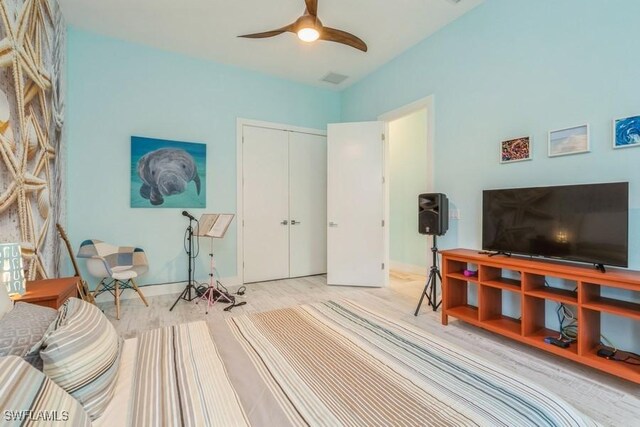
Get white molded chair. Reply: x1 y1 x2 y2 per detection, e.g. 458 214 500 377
77 239 149 319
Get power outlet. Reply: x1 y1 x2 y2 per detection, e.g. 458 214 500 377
450 209 461 220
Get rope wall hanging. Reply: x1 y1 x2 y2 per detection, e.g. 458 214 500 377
0 0 66 280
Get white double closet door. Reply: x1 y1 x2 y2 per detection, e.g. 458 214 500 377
243 125 327 283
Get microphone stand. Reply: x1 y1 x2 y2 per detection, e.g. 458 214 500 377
170 217 199 311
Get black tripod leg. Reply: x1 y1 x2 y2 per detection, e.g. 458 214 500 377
170 285 189 311
430 269 443 311
414 273 434 316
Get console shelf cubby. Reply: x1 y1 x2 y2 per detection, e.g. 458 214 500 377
441 249 640 383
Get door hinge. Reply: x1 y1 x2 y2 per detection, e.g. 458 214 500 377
242 136 245 143
381 263 385 270
381 133 385 141
381 220 385 227
242 220 244 226
382 176 385 184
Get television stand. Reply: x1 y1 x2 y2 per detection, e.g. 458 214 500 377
440 248 640 383
595 263 606 273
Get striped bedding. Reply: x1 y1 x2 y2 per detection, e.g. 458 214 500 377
39 298 122 420
129 321 249 427
0 356 91 427
219 300 597 427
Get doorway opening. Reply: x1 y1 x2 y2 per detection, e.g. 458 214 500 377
379 96 435 283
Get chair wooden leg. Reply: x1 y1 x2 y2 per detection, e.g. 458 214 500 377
115 280 120 320
86 282 96 305
130 278 149 307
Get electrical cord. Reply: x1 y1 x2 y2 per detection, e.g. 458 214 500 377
539 280 639 363
599 335 640 365
556 303 577 342
544 280 578 342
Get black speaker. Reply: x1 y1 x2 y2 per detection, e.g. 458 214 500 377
418 193 449 236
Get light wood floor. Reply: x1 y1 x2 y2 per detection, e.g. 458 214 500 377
100 272 640 426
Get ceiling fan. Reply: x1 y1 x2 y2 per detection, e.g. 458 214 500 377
238 0 368 52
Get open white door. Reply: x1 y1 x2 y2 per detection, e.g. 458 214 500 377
327 122 386 287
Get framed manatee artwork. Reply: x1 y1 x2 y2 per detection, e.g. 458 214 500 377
131 136 206 208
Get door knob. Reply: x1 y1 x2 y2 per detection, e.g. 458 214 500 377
291 220 301 225
329 222 338 227
280 220 288 225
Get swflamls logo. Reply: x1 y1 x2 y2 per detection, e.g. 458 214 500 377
4 410 70 421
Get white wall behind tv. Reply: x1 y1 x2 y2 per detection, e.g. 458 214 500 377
341 0 640 352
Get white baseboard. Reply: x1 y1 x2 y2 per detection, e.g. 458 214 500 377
389 261 427 275
94 276 241 303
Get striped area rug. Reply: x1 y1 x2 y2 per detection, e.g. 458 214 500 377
227 300 597 427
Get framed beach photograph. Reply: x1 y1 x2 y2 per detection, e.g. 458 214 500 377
613 115 640 149
131 136 206 208
548 124 589 157
500 136 532 164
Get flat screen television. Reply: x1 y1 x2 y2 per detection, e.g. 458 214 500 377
482 182 629 267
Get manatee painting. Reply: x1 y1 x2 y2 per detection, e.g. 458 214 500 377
131 137 206 208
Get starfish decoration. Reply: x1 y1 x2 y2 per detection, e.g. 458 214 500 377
26 0 54 59
0 127 47 229
0 0 63 280
28 107 55 197
0 0 51 134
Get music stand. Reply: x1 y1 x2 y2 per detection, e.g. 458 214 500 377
192 214 235 313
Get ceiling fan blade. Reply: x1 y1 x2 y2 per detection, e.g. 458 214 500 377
321 27 367 52
304 0 318 16
238 25 294 39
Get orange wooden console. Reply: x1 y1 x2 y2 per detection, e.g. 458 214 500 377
440 249 640 383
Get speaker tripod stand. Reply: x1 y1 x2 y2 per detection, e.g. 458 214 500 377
414 235 442 315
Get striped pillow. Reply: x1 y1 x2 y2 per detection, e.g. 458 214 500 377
0 355 91 426
40 298 122 420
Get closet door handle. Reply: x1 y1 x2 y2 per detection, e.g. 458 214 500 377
280 220 288 225
329 222 338 227
291 220 301 225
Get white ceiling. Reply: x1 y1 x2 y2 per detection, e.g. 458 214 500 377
58 0 483 89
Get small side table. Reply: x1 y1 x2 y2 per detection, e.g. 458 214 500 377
13 277 80 309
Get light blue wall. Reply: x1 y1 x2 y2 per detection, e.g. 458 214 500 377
66 27 341 286
389 109 428 267
342 0 640 351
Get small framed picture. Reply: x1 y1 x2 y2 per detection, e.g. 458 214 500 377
500 136 532 164
548 124 589 157
613 115 640 149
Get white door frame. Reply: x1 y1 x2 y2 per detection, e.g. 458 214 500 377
236 118 326 284
377 95 436 276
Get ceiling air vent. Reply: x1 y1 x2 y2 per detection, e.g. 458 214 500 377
320 72 349 85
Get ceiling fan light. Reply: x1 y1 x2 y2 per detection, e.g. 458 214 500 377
297 27 320 42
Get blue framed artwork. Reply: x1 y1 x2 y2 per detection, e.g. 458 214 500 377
613 115 640 149
131 136 206 208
